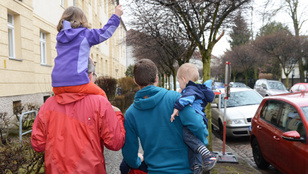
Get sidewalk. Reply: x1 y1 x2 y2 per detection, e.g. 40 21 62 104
104 133 261 174
211 134 261 174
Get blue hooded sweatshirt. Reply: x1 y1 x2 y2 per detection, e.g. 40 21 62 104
51 14 120 87
174 81 215 127
122 85 208 174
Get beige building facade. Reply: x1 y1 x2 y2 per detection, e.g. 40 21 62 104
0 0 126 116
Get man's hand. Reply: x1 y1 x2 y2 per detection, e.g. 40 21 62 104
115 5 123 17
170 109 179 122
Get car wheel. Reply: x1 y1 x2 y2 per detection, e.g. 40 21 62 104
252 138 269 169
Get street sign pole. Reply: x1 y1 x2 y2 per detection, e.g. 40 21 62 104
214 61 238 163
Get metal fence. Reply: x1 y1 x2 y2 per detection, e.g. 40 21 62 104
19 110 37 142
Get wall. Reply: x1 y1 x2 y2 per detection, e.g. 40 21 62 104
0 0 127 116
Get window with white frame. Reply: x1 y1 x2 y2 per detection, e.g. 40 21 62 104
8 13 15 59
40 31 47 65
60 0 64 7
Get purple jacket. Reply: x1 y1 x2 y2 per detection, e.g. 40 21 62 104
52 14 120 87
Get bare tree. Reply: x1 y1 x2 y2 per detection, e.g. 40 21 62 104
125 1 197 90
253 31 299 88
260 0 308 81
125 0 251 149
224 45 258 85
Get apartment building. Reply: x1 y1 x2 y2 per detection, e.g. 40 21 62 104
0 0 127 116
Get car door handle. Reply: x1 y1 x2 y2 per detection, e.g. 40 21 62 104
273 136 280 141
257 125 262 130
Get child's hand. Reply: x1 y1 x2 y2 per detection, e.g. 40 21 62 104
170 109 179 122
115 5 123 17
138 153 144 162
177 88 182 93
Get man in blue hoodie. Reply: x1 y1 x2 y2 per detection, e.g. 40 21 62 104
122 59 208 174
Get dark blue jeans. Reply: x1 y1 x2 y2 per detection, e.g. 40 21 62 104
183 126 203 170
119 159 148 174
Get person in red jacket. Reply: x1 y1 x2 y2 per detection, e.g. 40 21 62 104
31 58 125 174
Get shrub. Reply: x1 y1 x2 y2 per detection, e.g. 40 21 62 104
0 112 9 145
0 137 44 174
110 90 137 114
95 76 117 100
0 103 44 173
118 77 137 95
111 96 125 112
124 92 136 111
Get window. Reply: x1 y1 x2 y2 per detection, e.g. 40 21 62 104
278 103 298 131
40 31 47 65
8 13 15 59
43 96 50 103
60 0 64 7
260 100 282 125
292 84 299 92
299 85 306 91
278 104 306 137
13 100 22 115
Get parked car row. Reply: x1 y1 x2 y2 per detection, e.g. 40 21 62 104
210 79 308 173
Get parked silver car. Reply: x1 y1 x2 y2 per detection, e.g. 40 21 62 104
254 79 289 97
229 82 250 88
211 88 263 138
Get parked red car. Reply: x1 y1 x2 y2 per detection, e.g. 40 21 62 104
290 83 308 93
250 91 308 173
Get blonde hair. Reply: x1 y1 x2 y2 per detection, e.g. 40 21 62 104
177 63 199 82
57 6 90 32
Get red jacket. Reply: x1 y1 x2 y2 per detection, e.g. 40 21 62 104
31 93 125 174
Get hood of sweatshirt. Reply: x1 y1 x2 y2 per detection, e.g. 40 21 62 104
56 20 86 44
55 93 87 105
133 85 168 110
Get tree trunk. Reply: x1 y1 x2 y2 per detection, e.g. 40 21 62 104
285 75 290 89
245 70 248 85
162 74 165 88
172 68 177 91
202 48 213 151
254 67 258 80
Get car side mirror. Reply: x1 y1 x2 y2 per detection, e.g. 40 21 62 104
282 131 305 142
